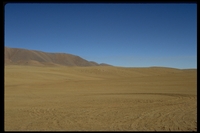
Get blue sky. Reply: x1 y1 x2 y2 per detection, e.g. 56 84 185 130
5 3 197 68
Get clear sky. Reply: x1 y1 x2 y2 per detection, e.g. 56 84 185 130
5 3 197 69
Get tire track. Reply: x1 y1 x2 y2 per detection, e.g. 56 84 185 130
17 107 64 131
128 95 196 131
95 93 196 131
13 93 196 131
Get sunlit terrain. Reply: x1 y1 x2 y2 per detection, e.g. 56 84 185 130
5 65 197 131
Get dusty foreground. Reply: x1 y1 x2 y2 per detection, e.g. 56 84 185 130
4 65 197 131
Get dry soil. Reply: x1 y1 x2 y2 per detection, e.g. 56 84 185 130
4 65 197 131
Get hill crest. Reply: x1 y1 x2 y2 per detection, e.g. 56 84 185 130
4 47 112 67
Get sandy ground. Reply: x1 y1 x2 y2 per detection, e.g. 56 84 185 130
4 65 197 131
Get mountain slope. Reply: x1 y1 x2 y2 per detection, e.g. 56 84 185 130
4 47 111 66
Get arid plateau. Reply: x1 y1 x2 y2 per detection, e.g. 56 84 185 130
5 64 197 131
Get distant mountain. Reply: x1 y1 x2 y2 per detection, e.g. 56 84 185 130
99 63 112 66
4 47 112 67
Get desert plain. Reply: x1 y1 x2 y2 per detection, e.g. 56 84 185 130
4 65 197 131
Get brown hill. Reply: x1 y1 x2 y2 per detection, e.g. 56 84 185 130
4 47 111 66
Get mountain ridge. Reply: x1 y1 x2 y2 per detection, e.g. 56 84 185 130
4 47 112 67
